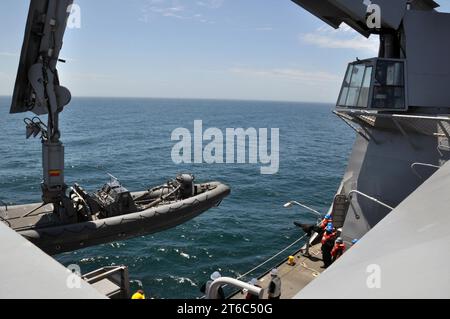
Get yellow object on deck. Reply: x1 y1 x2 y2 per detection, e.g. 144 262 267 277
131 291 145 299
288 256 296 266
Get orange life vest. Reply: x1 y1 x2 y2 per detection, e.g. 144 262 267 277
331 243 346 258
321 231 337 245
320 218 332 230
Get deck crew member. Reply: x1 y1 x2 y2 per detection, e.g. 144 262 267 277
200 271 225 299
321 223 337 268
331 237 346 263
319 214 333 230
268 269 282 300
131 290 146 300
245 278 262 300
293 222 321 257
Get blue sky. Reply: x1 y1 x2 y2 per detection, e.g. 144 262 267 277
1 0 449 102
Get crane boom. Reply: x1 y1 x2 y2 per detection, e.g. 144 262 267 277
11 0 75 221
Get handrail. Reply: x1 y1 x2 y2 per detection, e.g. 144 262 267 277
284 201 323 218
207 277 263 300
236 234 308 281
411 162 440 179
438 143 450 156
83 266 126 283
200 233 309 299
348 190 394 211
335 110 450 140
337 110 450 122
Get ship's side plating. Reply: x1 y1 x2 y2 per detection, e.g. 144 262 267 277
339 115 450 242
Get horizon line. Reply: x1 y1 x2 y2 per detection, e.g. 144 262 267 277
0 95 335 105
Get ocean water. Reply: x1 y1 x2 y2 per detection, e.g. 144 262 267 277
0 97 354 299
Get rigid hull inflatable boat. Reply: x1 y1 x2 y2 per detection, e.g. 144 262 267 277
1 174 230 255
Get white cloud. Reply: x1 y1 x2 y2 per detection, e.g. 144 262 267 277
196 0 224 9
140 0 222 23
301 24 379 53
229 67 340 84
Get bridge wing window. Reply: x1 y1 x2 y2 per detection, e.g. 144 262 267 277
358 66 372 108
337 65 353 106
337 58 406 111
338 63 373 108
372 60 405 110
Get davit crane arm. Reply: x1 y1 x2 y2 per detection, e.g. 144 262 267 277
11 0 75 221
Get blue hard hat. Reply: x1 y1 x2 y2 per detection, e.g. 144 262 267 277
324 214 332 220
352 239 359 244
326 223 334 232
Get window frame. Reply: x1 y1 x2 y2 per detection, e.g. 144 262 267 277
336 58 408 112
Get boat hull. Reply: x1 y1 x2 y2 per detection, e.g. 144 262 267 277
6 182 230 255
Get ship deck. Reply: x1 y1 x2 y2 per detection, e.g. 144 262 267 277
231 243 325 299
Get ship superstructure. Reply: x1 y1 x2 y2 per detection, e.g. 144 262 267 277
293 0 450 244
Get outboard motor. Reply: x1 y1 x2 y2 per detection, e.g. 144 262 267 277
176 174 195 199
